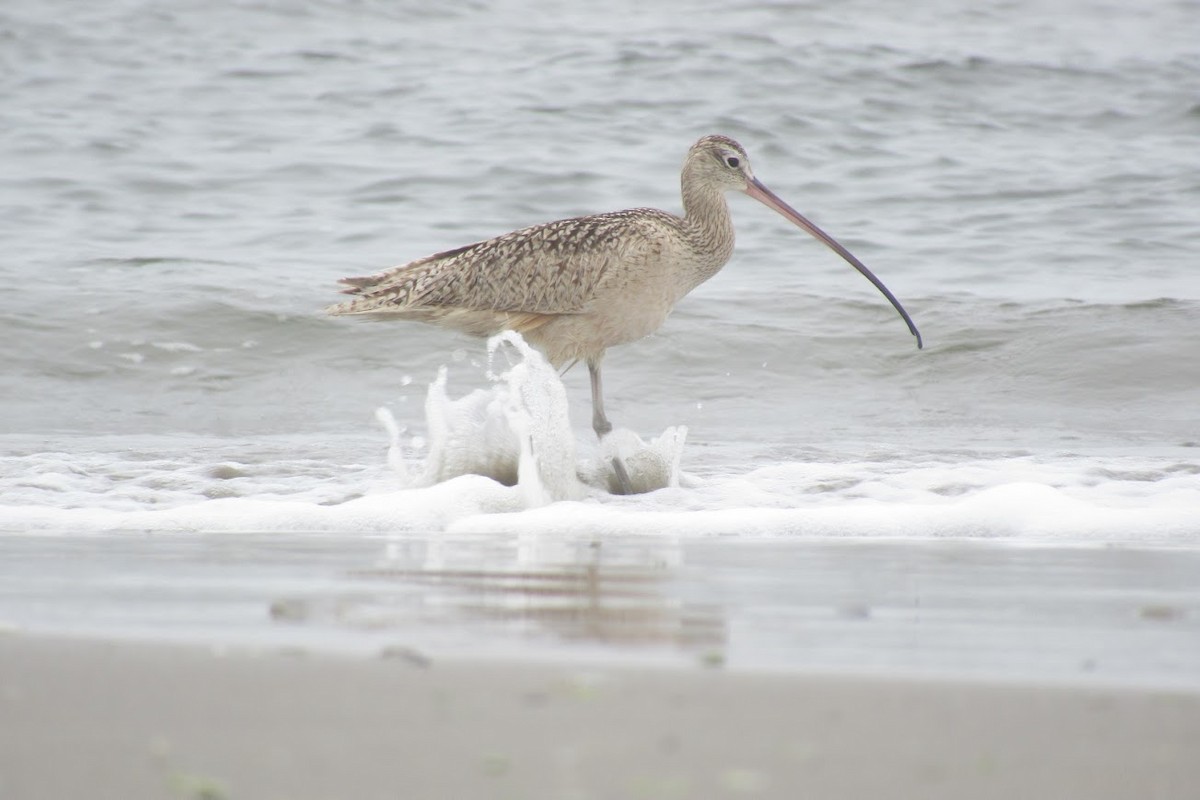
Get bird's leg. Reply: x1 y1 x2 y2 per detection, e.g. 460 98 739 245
587 357 613 438
587 356 633 494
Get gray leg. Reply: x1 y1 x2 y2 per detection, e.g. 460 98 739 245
587 355 632 494
587 356 613 437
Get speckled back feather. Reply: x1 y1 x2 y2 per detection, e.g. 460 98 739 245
325 208 680 329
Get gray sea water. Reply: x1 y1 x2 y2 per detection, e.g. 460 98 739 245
2 0 1199 678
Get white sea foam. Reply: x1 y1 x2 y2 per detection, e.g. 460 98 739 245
2 448 1197 544
1 335 1197 543
3 454 1196 543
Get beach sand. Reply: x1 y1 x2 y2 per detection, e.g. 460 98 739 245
1 635 1197 800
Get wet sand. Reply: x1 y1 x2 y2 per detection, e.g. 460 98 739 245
2 635 1197 800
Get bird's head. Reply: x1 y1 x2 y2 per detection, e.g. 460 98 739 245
685 134 923 350
686 134 756 192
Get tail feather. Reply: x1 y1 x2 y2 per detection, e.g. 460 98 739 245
337 275 378 294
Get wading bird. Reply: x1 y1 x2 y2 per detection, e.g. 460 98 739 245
327 135 922 491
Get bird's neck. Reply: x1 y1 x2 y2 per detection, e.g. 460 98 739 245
680 170 736 289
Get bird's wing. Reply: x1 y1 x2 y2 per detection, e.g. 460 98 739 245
326 209 671 317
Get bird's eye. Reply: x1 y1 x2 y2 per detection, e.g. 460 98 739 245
725 156 740 168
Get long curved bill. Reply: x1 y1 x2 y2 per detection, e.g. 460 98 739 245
745 177 923 349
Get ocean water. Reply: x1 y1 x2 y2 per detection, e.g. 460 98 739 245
2 0 1199 677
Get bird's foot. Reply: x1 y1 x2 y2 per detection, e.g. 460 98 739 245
610 456 634 495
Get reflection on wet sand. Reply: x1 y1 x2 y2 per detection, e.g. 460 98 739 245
270 536 727 656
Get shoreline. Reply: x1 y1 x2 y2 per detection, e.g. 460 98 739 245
3 633 1198 799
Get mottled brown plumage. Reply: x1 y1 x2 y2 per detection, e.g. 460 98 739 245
327 135 921 491
327 137 749 368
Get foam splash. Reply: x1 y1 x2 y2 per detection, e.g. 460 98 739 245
387 331 685 503
583 426 690 494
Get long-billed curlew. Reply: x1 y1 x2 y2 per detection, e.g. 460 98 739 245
327 135 922 491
